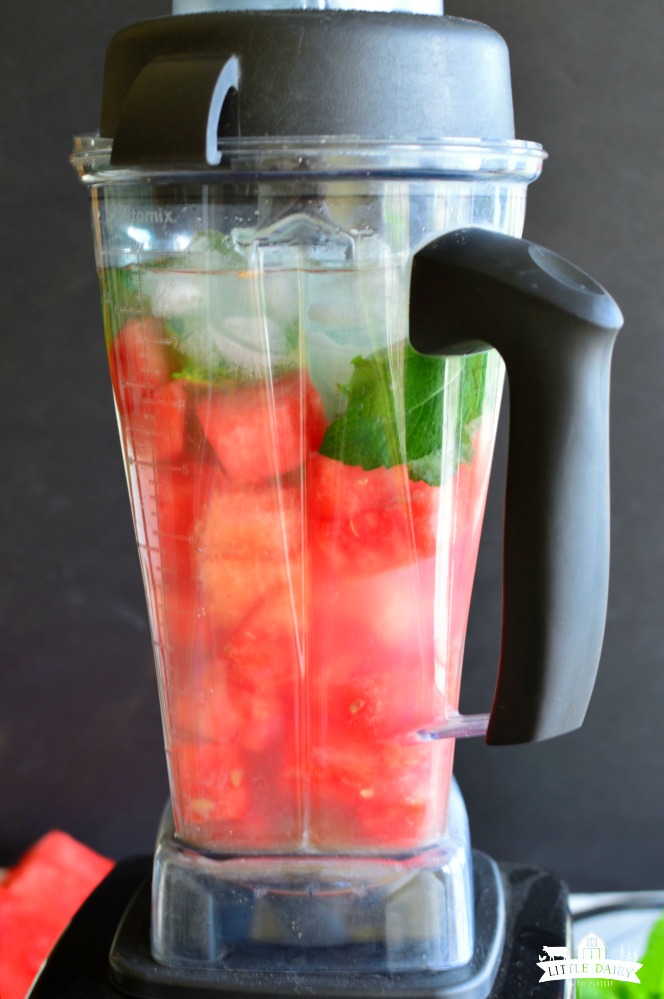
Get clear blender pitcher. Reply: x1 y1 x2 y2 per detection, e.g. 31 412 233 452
72 1 621 993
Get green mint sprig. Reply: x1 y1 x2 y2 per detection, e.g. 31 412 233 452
319 342 487 485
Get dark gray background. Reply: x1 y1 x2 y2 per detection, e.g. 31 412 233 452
1 1 662 890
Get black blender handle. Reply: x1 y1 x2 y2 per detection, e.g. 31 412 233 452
410 228 623 745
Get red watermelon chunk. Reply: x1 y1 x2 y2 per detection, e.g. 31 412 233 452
309 455 439 574
197 482 302 562
109 317 188 465
173 723 301 851
224 577 304 691
171 657 295 753
309 741 444 851
174 739 251 825
130 379 188 464
308 453 410 520
141 459 226 591
195 373 327 486
0 832 113 999
196 483 302 636
109 316 172 411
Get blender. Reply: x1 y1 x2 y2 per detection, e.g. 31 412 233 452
33 1 622 997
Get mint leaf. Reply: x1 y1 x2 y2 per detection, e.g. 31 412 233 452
404 348 452 467
319 351 402 469
319 342 487 485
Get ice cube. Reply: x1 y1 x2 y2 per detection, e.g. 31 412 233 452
182 316 290 376
262 270 300 328
144 269 207 316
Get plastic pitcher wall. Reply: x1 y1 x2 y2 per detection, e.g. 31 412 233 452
0 0 662 891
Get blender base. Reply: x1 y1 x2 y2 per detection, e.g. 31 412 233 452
29 853 570 999
150 787 477 973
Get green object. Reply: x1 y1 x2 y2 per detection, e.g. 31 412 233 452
577 910 664 998
319 343 487 484
622 910 664 997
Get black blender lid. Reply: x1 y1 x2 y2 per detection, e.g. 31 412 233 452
100 6 516 169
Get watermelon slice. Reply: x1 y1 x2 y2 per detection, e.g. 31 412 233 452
0 832 113 999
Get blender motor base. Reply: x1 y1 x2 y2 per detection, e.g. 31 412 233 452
29 852 569 999
112 850 502 999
